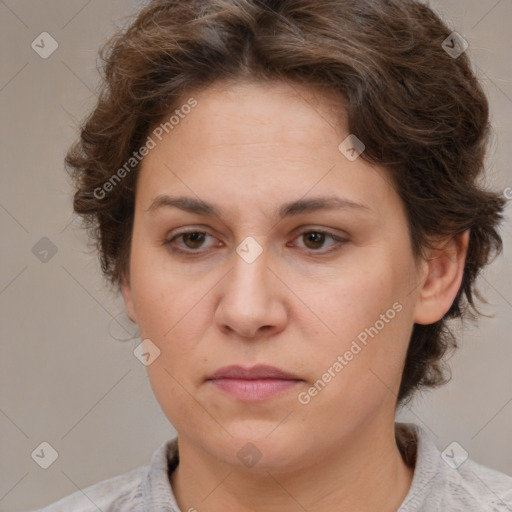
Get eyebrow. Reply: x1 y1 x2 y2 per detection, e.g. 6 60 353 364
146 194 374 219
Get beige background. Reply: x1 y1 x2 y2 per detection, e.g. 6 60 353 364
1 1 511 510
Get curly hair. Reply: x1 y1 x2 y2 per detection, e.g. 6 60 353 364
65 0 506 406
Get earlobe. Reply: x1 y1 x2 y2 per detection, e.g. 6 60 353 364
121 275 137 324
413 230 470 325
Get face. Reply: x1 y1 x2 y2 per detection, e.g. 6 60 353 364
122 79 430 471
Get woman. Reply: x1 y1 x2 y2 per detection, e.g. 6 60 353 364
33 0 512 510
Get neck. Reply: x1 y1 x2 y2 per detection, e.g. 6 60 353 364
170 420 415 512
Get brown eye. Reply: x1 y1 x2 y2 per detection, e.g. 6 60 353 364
292 229 347 254
302 231 326 249
163 230 218 254
181 232 206 249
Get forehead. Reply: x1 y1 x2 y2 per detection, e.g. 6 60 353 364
136 80 398 218
176 79 348 150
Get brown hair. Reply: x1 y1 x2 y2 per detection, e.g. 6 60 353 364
65 0 506 406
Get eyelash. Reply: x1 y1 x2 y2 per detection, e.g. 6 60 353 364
162 229 347 256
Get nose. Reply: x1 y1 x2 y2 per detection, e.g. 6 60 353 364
214 245 288 339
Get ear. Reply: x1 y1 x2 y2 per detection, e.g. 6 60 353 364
121 274 137 324
413 230 470 325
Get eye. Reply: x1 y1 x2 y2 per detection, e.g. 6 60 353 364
291 230 347 253
163 230 220 254
163 228 347 256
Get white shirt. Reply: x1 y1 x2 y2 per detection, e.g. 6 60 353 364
29 422 512 511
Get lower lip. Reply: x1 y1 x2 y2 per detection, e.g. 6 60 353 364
209 378 301 401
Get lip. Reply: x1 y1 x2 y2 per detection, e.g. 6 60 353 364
207 365 303 402
207 364 302 380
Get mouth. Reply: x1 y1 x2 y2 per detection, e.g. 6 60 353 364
206 365 303 402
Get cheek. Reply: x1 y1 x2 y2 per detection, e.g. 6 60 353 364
145 361 205 436
308 264 392 341
133 286 213 362
303 255 412 388
129 241 202 340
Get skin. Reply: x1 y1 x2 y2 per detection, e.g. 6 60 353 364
122 79 469 512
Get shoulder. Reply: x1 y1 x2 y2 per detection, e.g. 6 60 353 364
397 422 512 511
27 466 147 512
27 438 180 512
452 456 512 510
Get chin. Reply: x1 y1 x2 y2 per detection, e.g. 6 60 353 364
209 424 310 471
